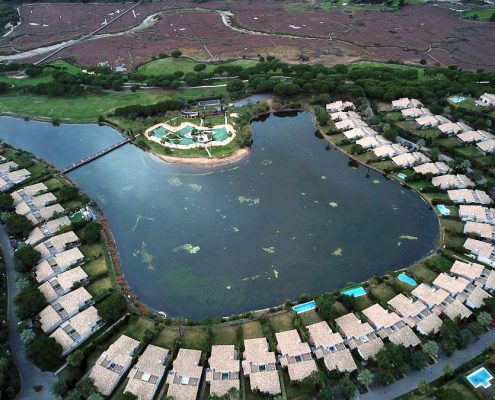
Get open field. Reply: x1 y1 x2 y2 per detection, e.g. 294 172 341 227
138 58 258 76
0 1 494 70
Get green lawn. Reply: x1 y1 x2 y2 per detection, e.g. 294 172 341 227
86 276 113 299
461 8 495 21
269 312 295 333
80 243 105 259
455 146 483 158
138 58 258 76
240 321 264 340
410 264 437 284
122 315 155 340
298 310 322 326
211 324 238 346
442 219 464 234
43 176 65 191
181 326 208 350
437 137 462 149
82 257 108 279
0 86 227 122
370 283 397 305
152 326 179 349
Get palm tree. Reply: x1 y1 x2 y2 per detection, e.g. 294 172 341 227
357 368 374 388
422 340 439 359
417 139 426 149
20 329 35 344
460 159 471 171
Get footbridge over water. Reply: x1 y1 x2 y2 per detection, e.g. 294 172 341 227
62 139 130 174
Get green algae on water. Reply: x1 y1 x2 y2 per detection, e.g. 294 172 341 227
399 235 418 240
238 196 260 206
262 246 276 254
189 183 202 192
332 248 343 256
168 176 183 186
173 243 201 254
329 202 338 208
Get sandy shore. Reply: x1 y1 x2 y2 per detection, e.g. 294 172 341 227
152 147 250 166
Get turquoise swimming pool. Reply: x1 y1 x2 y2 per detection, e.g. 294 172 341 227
450 96 465 104
292 300 316 314
342 286 366 297
398 272 417 286
397 173 407 180
467 367 493 389
436 204 450 216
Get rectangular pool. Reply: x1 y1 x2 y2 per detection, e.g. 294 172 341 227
467 367 493 389
341 286 366 297
292 300 316 314
436 204 450 216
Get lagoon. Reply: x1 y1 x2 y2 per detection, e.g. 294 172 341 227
0 112 438 319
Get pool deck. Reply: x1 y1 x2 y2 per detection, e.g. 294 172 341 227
144 121 236 150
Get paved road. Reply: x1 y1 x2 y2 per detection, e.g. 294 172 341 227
1 224 57 399
356 329 495 400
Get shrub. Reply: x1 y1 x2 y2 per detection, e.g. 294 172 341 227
5 214 32 238
96 292 127 322
79 221 102 244
14 245 41 273
26 335 62 370
14 287 46 319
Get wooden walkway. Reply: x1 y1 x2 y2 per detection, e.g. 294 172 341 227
62 139 130 173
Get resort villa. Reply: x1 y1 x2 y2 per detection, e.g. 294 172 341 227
432 273 471 297
459 205 495 225
392 152 430 168
89 335 140 397
415 115 449 128
388 293 443 335
206 345 240 396
330 111 361 122
372 143 408 159
335 313 384 360
356 135 390 150
34 247 85 283
391 98 422 110
34 231 80 259
242 338 281 395
457 130 494 143
166 348 203 400
11 182 48 205
145 121 235 150
275 330 318 382
362 304 421 348
464 238 495 267
450 260 486 282
307 321 357 373
431 174 475 190
476 93 495 108
24 203 65 225
124 345 169 400
477 139 495 154
464 221 495 240
38 287 93 333
38 266 88 302
27 215 71 245
413 162 451 176
437 121 471 135
50 306 103 356
335 117 367 131
400 107 431 119
447 189 493 205
326 100 355 113
343 126 378 141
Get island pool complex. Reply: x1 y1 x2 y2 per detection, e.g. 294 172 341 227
0 113 439 319
467 367 494 389
292 300 316 314
341 286 366 297
145 121 235 150
398 272 417 286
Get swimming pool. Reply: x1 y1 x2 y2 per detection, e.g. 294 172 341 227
398 272 417 286
436 204 450 216
397 173 407 180
450 96 465 104
292 300 316 314
341 286 366 297
467 367 493 389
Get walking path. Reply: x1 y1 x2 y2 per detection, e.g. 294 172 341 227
356 329 495 400
1 224 57 400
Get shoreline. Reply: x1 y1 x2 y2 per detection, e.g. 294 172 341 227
151 147 250 166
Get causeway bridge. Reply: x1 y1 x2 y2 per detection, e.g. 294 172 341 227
62 139 130 174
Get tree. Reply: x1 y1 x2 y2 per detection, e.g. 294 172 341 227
416 138 426 149
350 144 364 155
15 275 31 291
440 338 458 356
58 185 79 201
410 350 428 370
357 368 374 387
484 297 495 314
5 214 32 238
14 287 46 319
0 193 13 211
67 349 85 368
117 392 138 400
419 59 427 65
436 387 464 400
96 292 127 322
340 376 356 399
52 378 68 397
316 109 329 125
376 369 395 385
194 64 206 72
87 394 104 400
226 79 244 93
417 380 431 395
301 370 326 391
477 311 492 327
457 328 473 349
171 50 182 58
26 335 62 370
442 364 454 378
318 385 333 400
20 329 35 344
422 340 439 359
14 245 41 272
80 221 102 244
468 321 485 338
